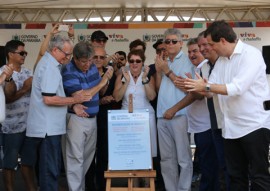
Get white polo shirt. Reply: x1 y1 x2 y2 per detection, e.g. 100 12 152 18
186 60 211 133
209 40 270 139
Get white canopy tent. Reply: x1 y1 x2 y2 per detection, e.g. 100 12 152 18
0 0 270 23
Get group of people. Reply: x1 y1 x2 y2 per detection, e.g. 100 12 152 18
0 20 269 191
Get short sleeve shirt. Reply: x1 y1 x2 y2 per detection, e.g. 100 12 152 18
0 66 32 133
26 52 67 137
157 50 193 118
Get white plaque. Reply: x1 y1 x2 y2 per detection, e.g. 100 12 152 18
108 109 152 170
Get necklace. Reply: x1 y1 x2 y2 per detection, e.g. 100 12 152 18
131 72 140 80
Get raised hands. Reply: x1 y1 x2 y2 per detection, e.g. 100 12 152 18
3 64 14 80
121 67 130 83
184 72 208 92
101 66 114 84
155 52 169 73
142 66 150 80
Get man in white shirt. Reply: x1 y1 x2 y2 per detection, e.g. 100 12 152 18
185 20 270 191
186 38 219 191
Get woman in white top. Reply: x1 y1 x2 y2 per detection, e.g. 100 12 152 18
113 49 157 157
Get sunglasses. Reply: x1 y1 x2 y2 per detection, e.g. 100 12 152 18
94 39 107 43
58 48 72 58
156 48 166 54
129 59 142 64
164 39 180 44
93 55 105 60
12 51 28 56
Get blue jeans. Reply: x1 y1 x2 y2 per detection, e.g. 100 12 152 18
3 132 25 169
21 135 62 191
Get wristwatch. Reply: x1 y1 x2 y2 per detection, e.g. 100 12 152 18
5 77 13 82
205 84 211 92
142 77 150 85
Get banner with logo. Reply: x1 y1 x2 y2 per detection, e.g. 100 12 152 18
0 22 269 70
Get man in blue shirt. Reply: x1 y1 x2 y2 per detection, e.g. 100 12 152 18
62 41 113 191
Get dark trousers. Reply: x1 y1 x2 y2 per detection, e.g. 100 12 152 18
96 125 108 191
224 128 270 191
212 128 230 191
195 129 219 191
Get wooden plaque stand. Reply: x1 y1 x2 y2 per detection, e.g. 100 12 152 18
105 94 156 191
104 170 156 191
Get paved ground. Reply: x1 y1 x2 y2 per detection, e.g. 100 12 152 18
0 169 200 191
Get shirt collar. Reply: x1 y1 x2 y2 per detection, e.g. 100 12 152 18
167 50 183 62
229 39 244 59
197 59 208 69
46 51 61 68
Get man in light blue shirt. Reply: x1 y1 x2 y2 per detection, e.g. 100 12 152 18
155 28 193 191
20 35 91 191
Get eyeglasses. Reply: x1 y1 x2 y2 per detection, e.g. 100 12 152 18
12 51 28 57
164 39 180 45
129 59 142 64
94 39 107 43
93 55 105 60
58 48 72 58
156 48 166 54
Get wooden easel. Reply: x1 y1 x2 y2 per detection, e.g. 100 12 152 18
105 170 156 191
105 94 156 191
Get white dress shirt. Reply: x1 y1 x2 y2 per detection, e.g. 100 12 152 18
209 40 270 138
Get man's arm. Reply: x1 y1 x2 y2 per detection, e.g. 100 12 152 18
113 67 130 102
184 72 227 96
6 77 32 104
155 53 186 92
163 93 198 120
1 65 16 99
3 80 16 99
83 67 113 98
34 24 74 71
43 89 92 106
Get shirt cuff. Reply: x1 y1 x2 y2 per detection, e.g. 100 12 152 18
226 83 238 96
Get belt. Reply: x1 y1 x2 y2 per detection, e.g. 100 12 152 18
86 115 96 118
69 112 96 118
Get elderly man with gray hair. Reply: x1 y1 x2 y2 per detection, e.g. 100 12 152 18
155 28 194 191
62 41 113 191
20 35 92 191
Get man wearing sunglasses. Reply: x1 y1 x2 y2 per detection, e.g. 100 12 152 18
91 30 108 48
90 30 118 68
0 40 32 191
155 28 194 191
